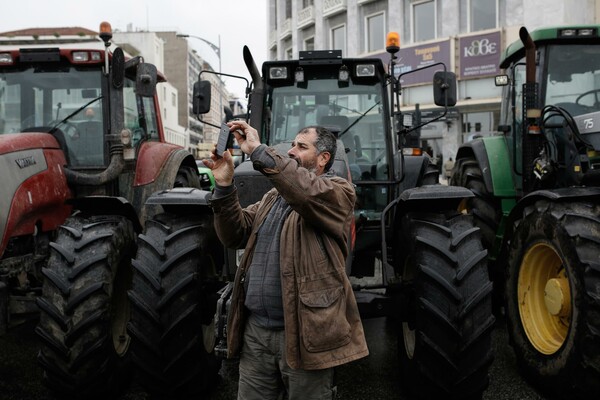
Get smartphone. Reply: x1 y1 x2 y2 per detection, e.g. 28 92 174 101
215 123 231 158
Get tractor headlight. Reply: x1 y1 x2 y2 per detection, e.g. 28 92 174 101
72 51 90 62
356 64 375 77
269 66 288 79
0 53 13 64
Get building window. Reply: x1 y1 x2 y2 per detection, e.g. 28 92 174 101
304 36 315 51
286 0 292 18
303 0 314 6
469 0 497 31
332 24 346 54
412 0 436 42
366 12 385 53
286 47 293 60
172 92 176 107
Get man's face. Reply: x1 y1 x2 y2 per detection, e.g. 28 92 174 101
287 129 330 175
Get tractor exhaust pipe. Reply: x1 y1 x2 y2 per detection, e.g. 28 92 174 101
519 26 543 194
243 45 265 132
63 144 125 186
519 27 536 85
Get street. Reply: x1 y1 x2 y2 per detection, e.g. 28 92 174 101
0 316 547 400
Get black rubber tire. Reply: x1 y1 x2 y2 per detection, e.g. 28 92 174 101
397 211 494 400
36 214 136 399
451 156 504 314
174 165 201 188
127 212 223 399
422 159 440 185
505 200 600 399
450 157 501 250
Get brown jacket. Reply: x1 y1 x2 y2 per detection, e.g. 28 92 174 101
211 146 368 370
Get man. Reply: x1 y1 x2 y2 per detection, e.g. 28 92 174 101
444 157 455 180
204 120 368 400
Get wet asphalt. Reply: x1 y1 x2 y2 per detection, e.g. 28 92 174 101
0 316 548 400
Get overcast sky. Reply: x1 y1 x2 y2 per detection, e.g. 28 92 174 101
2 0 268 99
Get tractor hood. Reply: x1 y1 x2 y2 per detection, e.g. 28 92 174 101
0 132 61 155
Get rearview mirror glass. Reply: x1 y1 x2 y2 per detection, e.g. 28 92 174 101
135 63 157 97
433 71 457 107
193 80 212 115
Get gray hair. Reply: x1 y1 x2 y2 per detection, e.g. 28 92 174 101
298 125 337 172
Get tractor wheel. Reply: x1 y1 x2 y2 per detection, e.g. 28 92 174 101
127 212 223 398
505 200 600 398
397 211 494 399
451 156 504 314
36 214 136 399
174 165 201 188
422 160 440 185
451 156 501 250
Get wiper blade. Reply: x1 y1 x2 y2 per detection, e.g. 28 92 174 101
338 100 380 138
49 96 102 134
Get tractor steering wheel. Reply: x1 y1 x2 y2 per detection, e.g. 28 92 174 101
575 88 600 109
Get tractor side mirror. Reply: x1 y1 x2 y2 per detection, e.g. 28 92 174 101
135 63 157 97
193 80 212 115
433 71 457 107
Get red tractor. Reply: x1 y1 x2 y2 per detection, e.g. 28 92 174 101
0 22 199 398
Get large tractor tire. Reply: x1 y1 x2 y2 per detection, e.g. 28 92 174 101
422 159 440 185
127 212 223 399
506 200 600 398
36 214 136 399
450 156 501 251
397 211 494 399
451 156 504 313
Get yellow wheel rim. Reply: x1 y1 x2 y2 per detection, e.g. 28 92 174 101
518 242 571 355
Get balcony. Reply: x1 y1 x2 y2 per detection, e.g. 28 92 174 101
279 18 292 40
323 0 347 17
297 5 315 30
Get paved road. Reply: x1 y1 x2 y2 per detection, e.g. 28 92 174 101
0 316 547 400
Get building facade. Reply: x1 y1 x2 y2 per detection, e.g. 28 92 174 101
267 0 600 165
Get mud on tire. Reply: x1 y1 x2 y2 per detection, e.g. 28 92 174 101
36 214 136 399
397 211 494 399
127 212 223 399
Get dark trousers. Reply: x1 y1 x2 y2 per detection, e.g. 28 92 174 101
237 316 335 400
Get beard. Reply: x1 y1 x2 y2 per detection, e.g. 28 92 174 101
293 156 318 173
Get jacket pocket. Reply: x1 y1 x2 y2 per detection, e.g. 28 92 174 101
299 286 351 353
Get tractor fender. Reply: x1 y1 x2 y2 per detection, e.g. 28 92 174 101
395 185 475 216
499 187 600 260
145 187 213 215
456 136 516 197
68 195 142 233
134 142 198 187
132 142 199 225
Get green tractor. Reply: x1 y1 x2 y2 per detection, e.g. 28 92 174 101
127 34 495 399
451 26 600 398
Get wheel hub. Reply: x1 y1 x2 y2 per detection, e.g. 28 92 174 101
544 276 571 317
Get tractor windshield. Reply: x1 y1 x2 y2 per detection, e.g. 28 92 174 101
0 61 160 167
545 44 600 116
268 77 390 220
0 64 105 166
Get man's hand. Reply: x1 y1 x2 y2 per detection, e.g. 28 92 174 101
227 120 261 155
202 148 235 187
